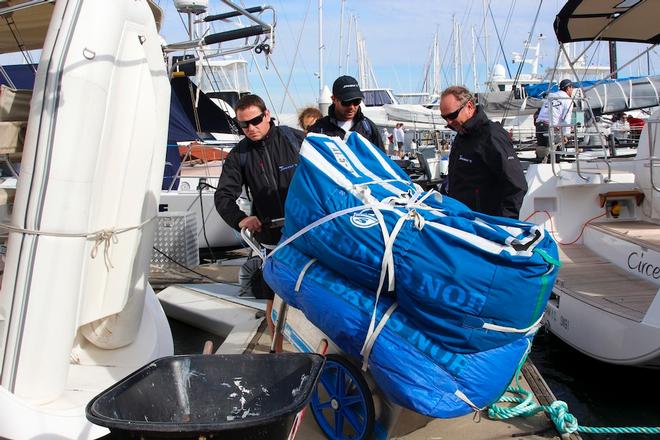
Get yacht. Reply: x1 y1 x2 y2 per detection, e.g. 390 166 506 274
521 0 660 367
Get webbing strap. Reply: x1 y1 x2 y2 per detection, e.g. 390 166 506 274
454 389 485 412
295 258 317 292
482 313 544 334
360 302 398 371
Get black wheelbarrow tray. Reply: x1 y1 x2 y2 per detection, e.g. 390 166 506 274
86 353 325 439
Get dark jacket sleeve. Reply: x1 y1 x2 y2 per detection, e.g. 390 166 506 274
368 119 385 152
484 126 528 219
307 118 325 135
214 147 248 231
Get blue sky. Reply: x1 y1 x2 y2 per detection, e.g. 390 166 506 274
158 1 658 113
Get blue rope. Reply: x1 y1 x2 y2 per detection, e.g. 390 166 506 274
488 383 660 435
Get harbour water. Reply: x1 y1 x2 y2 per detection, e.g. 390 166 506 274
530 330 660 440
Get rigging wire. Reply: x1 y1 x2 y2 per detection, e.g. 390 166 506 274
250 51 280 122
4 15 37 72
267 53 299 112
278 0 312 113
501 0 544 124
487 1 515 80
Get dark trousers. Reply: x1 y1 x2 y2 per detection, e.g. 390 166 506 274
535 121 549 147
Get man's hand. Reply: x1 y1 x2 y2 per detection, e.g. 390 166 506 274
239 216 262 233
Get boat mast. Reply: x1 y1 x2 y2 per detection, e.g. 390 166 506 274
471 26 477 92
483 0 490 87
609 41 618 79
433 29 441 97
458 22 463 85
453 15 458 84
338 0 345 76
344 14 353 75
318 0 324 96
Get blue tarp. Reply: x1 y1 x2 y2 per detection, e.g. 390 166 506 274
524 76 643 98
0 64 37 89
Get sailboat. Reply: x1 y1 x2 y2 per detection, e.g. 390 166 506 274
0 1 176 437
521 0 660 367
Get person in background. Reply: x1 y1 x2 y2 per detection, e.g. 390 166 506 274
439 85 527 219
298 106 323 134
214 94 304 351
393 123 405 157
627 114 645 142
308 75 384 151
382 127 392 155
535 78 575 162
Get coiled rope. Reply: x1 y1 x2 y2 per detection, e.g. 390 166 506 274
489 364 660 436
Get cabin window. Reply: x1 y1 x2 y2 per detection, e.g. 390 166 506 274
363 90 394 107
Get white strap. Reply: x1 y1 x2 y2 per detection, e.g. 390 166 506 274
294 258 317 292
360 302 398 371
454 389 485 412
482 313 544 334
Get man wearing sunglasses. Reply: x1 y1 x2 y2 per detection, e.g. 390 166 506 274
214 94 304 349
308 75 384 151
439 85 527 219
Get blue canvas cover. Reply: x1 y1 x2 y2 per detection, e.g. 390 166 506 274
279 132 559 353
263 244 532 418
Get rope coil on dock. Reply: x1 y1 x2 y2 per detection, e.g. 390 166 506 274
489 381 660 436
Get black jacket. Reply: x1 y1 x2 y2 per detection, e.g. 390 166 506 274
441 107 527 219
214 124 304 245
308 105 385 151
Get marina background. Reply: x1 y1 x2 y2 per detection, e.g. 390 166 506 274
156 0 657 113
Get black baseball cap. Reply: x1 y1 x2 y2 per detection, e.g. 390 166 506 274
332 75 364 101
559 79 573 90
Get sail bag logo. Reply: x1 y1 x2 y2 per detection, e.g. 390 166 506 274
350 210 379 228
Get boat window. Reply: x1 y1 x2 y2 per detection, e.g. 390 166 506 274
363 90 394 107
206 91 241 109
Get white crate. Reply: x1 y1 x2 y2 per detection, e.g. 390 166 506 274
151 211 199 270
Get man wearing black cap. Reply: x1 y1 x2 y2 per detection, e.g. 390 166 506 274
308 75 385 151
535 79 575 162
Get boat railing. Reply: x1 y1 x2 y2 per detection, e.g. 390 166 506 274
647 120 660 193
547 94 611 182
164 2 275 61
165 142 234 191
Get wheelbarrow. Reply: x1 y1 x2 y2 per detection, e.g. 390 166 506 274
86 353 325 439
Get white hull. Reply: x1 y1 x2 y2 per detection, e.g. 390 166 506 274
159 189 249 248
158 282 265 354
0 1 174 437
521 111 660 367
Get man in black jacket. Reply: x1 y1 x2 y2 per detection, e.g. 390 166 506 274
308 75 384 151
439 86 527 219
214 94 304 348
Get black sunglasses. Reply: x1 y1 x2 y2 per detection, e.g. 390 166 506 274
237 113 265 129
441 101 468 121
340 99 362 107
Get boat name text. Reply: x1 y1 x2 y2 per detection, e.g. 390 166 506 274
627 251 660 280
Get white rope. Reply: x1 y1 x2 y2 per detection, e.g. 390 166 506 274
0 216 156 270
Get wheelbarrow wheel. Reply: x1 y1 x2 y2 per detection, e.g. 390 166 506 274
310 354 375 440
